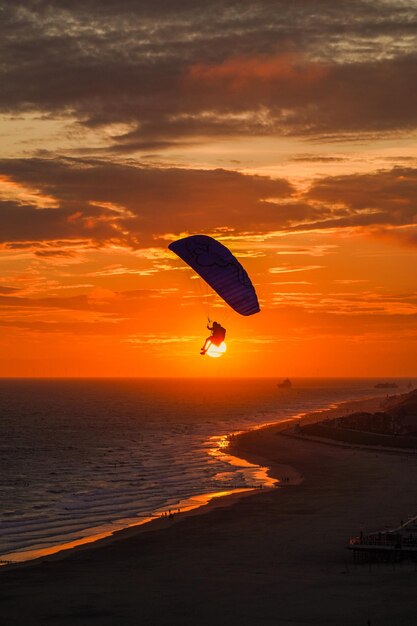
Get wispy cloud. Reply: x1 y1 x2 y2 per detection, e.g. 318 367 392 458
269 265 324 274
272 290 417 316
125 335 199 345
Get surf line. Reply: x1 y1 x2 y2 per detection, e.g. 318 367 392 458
1 432 277 567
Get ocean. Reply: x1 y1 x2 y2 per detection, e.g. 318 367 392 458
0 378 407 564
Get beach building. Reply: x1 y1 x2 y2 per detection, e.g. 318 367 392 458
348 516 417 563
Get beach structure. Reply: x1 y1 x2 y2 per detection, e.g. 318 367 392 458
349 517 417 563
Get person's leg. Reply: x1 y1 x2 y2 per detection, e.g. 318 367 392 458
200 337 212 354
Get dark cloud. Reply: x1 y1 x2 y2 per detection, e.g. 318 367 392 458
290 155 348 163
305 167 417 229
1 1 416 147
0 158 294 247
262 166 417 248
2 159 417 248
0 199 122 245
372 226 417 248
34 248 78 258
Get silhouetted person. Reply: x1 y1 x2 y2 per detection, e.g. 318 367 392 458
200 321 226 355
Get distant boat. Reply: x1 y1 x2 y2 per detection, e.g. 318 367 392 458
374 382 398 389
277 378 292 389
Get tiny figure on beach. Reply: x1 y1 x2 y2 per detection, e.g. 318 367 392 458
200 321 226 355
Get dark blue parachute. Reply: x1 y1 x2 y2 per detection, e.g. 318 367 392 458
168 235 260 316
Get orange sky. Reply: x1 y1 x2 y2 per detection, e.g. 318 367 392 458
1 1 416 377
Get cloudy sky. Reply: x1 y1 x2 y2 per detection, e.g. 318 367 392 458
1 0 416 376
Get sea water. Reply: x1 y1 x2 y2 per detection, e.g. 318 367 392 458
0 378 406 563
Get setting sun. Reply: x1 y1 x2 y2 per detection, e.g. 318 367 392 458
206 341 227 358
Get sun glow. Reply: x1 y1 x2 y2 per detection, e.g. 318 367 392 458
206 341 227 358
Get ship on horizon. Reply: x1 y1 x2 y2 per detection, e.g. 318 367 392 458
277 378 292 389
374 382 398 389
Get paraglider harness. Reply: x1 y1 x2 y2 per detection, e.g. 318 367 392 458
207 320 226 346
200 319 226 354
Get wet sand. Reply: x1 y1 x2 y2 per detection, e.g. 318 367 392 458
2 396 417 625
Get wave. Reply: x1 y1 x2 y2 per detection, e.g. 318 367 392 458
0 378 394 561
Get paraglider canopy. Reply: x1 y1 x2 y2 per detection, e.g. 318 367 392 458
168 235 260 316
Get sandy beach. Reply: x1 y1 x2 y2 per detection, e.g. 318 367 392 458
2 396 417 625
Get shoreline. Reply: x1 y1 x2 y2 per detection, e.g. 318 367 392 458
4 391 417 624
1 433 281 569
1 392 383 570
